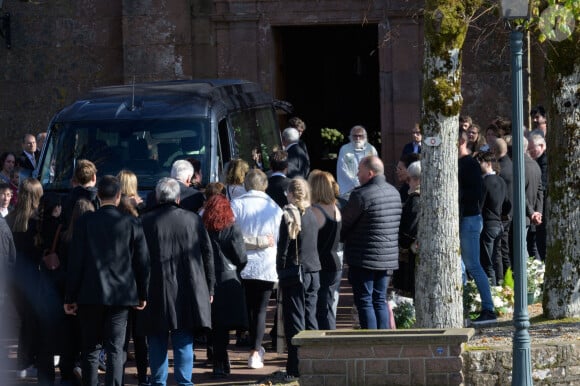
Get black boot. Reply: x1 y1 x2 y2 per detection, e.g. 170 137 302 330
212 361 227 379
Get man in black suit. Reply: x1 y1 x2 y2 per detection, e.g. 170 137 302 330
146 159 205 212
401 123 422 156
18 133 40 173
64 175 150 386
283 127 310 179
522 136 543 262
493 138 513 278
266 150 289 208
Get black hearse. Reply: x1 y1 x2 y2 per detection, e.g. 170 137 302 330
36 79 291 192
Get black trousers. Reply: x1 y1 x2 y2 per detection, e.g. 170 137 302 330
242 279 274 352
78 305 129 386
282 271 319 376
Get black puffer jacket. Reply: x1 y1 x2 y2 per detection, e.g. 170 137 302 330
340 175 402 271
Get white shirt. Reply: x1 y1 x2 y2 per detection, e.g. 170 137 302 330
230 190 283 282
336 142 378 196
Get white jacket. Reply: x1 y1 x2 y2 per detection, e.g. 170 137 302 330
231 190 283 282
336 142 378 196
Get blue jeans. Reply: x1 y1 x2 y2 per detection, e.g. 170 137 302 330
148 329 194 386
460 215 494 312
348 266 391 329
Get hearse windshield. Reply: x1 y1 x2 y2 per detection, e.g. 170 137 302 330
39 118 210 191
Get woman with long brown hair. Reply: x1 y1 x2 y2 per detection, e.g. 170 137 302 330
202 194 248 378
6 178 48 383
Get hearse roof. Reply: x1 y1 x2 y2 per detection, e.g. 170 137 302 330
53 79 275 122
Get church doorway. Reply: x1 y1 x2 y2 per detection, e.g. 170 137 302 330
274 25 381 175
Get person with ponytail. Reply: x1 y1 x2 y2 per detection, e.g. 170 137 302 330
276 177 321 380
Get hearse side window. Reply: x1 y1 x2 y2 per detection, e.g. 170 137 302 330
217 118 231 179
229 106 281 171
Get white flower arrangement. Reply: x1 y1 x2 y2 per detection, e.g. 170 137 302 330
464 258 545 317
527 257 545 300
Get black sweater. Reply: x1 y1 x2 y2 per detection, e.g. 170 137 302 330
458 155 483 217
480 173 506 225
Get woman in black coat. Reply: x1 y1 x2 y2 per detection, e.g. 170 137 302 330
7 178 64 386
202 194 248 378
394 160 421 298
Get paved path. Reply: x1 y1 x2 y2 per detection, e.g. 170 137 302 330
1 275 354 386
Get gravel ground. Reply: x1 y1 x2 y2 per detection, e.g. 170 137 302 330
467 304 580 348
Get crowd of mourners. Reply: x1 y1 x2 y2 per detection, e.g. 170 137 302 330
0 107 549 386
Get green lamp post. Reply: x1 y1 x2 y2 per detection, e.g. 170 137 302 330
500 0 532 385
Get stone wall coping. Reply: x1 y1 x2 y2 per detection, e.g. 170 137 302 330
292 328 475 346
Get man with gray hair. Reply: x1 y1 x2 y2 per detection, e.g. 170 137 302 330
146 160 204 212
336 125 378 198
282 127 310 179
139 176 214 386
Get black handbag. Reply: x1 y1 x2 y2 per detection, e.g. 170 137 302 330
278 239 302 287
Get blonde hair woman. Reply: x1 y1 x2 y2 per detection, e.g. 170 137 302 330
276 177 321 380
225 159 249 200
117 169 143 216
308 171 342 330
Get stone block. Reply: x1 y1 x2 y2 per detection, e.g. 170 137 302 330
425 357 463 372
365 359 387 374
312 359 347 374
299 346 331 359
409 358 426 384
401 345 433 358
388 359 410 374
298 375 326 386
381 373 412 385
333 345 375 359
322 375 347 385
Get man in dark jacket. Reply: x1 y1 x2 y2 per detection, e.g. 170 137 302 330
523 136 544 260
64 175 150 386
340 155 401 329
62 159 99 229
493 138 513 279
17 133 40 174
283 127 310 179
140 177 214 386
266 150 289 208
527 131 547 260
146 159 205 212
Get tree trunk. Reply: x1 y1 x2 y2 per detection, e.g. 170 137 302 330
543 31 580 318
416 0 482 328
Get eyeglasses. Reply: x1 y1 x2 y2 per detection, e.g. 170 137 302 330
352 134 364 139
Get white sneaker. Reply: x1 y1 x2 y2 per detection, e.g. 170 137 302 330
54 355 60 367
17 369 27 379
248 354 264 369
17 366 37 379
258 346 265 360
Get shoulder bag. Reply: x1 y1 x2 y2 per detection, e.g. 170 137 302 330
278 238 303 287
42 224 62 270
